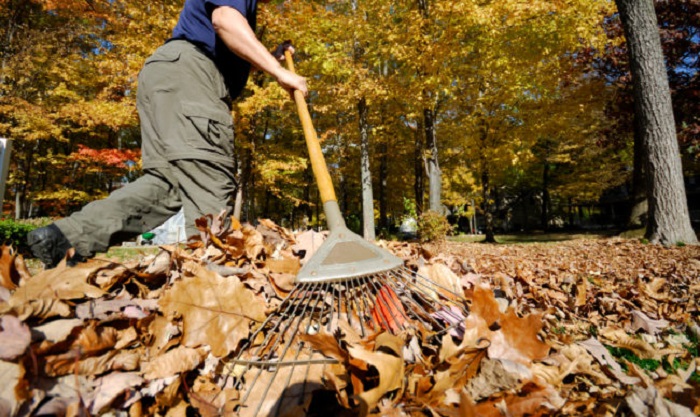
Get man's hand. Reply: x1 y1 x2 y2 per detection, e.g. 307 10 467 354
275 68 307 99
272 40 295 62
270 40 306 98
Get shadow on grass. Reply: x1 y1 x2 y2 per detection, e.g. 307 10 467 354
449 229 622 244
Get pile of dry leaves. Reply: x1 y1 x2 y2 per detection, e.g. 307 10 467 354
0 216 698 417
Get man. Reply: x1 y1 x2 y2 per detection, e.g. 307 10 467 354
27 0 307 269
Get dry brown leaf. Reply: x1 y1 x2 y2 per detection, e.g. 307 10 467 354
72 325 118 356
0 360 20 416
142 346 207 380
189 375 239 417
242 225 266 260
292 230 326 262
347 343 404 411
417 263 462 296
265 258 301 275
164 401 189 417
472 380 565 417
87 371 143 414
268 272 296 294
574 277 589 307
142 250 172 277
469 285 501 329
159 263 266 357
630 310 670 335
10 298 72 321
0 315 30 360
237 360 327 417
45 349 141 377
625 385 696 417
600 328 658 360
577 337 641 385
300 331 348 361
33 319 83 344
0 245 18 290
500 309 550 361
466 358 532 401
75 296 158 320
10 260 104 302
147 315 182 357
465 286 549 364
90 265 132 290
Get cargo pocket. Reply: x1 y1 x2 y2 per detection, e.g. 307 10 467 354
181 101 234 158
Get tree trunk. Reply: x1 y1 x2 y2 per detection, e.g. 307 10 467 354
541 162 550 231
302 164 313 228
358 97 375 241
616 0 697 244
378 139 389 231
413 118 425 215
627 133 648 227
481 168 496 243
424 107 442 213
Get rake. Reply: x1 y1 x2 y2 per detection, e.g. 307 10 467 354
227 52 469 417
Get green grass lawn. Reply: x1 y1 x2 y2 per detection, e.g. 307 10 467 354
448 229 625 244
25 245 163 275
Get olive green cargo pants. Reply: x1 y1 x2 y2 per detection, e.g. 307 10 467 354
56 40 237 257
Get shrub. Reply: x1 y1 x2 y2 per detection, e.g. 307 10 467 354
417 211 453 243
0 218 51 253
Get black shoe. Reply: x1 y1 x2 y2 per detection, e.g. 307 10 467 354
27 224 73 269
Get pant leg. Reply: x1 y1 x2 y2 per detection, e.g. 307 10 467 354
171 159 237 238
137 40 238 237
55 168 182 256
56 41 238 254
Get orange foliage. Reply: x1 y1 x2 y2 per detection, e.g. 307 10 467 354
69 145 141 168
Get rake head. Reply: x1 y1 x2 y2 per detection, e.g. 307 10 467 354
295 226 404 283
227 261 468 416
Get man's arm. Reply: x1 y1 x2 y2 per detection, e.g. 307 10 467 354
211 6 308 97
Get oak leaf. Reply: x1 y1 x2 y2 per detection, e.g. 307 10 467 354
10 260 104 303
159 262 266 357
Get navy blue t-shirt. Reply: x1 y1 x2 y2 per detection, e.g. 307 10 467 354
171 0 258 98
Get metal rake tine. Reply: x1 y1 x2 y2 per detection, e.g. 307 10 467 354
398 266 466 300
393 268 465 309
383 269 469 332
242 282 327 413
326 284 352 332
239 282 310 365
239 283 313 404
364 273 415 332
268 340 307 417
353 276 381 337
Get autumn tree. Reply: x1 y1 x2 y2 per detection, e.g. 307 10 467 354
0 0 178 218
614 0 698 245
444 0 614 241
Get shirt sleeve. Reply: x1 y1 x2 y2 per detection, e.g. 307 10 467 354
205 0 253 18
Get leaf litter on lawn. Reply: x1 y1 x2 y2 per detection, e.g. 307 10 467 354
0 216 698 416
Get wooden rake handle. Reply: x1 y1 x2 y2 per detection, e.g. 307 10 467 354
284 50 337 204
